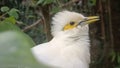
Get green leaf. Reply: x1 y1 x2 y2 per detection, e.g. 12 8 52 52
0 31 48 68
117 54 120 63
110 50 116 62
0 6 9 12
51 6 60 14
27 15 36 19
36 0 44 5
3 17 16 24
0 21 49 68
43 0 55 5
88 0 96 6
0 21 20 32
37 0 55 5
8 8 19 19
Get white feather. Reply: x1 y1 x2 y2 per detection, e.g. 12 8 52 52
31 11 90 68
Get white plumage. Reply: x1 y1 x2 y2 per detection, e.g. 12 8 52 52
31 11 99 68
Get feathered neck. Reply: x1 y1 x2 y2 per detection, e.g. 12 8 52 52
50 31 90 45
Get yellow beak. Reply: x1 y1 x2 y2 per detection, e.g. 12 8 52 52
79 16 99 26
85 16 99 24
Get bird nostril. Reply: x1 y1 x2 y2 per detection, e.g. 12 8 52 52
84 18 88 21
78 21 83 25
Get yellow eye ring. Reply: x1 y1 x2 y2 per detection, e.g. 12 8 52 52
63 22 77 31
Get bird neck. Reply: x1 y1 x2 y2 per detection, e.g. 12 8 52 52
51 32 89 46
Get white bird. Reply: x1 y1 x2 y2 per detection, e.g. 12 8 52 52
31 11 99 68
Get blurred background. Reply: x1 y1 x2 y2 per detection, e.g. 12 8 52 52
0 0 120 68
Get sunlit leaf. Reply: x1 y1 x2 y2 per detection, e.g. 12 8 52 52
3 17 16 24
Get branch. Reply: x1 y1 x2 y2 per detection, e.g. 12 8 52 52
22 19 42 32
0 12 7 20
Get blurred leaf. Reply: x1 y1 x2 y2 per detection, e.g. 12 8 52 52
43 0 55 5
115 65 120 68
88 0 96 6
3 17 16 24
117 54 120 63
0 31 48 68
0 22 48 68
51 6 60 14
1 6 9 12
27 15 36 19
0 22 21 32
36 0 44 5
37 0 55 5
8 8 19 19
110 50 116 62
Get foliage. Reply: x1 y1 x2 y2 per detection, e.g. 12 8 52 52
0 6 19 24
110 50 120 68
37 0 55 5
7 8 19 19
88 0 97 6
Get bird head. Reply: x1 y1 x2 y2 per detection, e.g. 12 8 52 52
51 11 99 37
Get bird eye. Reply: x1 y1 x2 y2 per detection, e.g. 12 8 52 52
70 22 75 25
